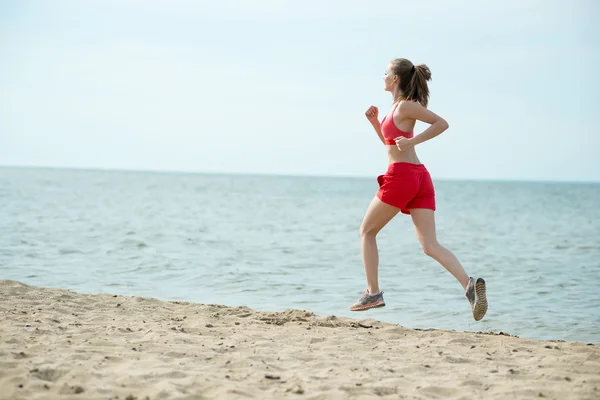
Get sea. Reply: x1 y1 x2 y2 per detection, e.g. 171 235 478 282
1 166 599 344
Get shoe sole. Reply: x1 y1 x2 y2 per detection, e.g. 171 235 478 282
473 278 488 321
350 301 385 312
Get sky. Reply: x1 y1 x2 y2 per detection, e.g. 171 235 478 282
1 0 599 182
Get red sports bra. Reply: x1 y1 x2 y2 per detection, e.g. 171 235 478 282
381 102 413 145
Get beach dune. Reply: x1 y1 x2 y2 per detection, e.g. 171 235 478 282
0 280 598 399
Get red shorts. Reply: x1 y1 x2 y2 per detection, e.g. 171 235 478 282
376 162 436 215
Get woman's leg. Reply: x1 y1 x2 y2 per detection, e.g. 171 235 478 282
410 208 488 320
409 208 470 289
359 196 400 294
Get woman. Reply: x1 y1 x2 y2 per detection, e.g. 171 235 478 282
350 58 488 321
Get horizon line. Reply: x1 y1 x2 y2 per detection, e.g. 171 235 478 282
1 164 599 185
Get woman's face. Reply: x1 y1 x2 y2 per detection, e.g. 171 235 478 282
384 63 397 92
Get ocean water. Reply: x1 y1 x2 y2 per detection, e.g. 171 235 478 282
1 166 599 343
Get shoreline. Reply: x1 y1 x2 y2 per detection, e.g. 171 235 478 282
1 279 598 399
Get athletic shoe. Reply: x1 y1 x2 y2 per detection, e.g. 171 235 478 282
465 277 488 321
350 290 385 311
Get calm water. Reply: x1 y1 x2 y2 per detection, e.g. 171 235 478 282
1 167 599 343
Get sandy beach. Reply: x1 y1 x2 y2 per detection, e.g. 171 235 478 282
0 280 598 400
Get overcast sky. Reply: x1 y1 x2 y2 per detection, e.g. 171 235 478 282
1 0 598 181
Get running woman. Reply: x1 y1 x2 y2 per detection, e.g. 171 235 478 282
350 58 488 321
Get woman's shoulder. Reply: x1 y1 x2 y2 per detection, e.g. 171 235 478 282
397 99 422 111
396 100 425 118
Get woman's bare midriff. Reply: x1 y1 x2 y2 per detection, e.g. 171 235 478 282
386 145 421 165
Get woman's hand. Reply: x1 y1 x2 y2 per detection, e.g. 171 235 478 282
365 106 379 124
395 136 414 151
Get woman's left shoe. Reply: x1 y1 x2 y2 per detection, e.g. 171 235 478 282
350 290 385 311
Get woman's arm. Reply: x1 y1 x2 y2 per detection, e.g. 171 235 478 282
398 101 449 146
370 120 385 144
365 106 385 144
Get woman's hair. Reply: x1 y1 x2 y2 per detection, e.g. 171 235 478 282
390 58 432 107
